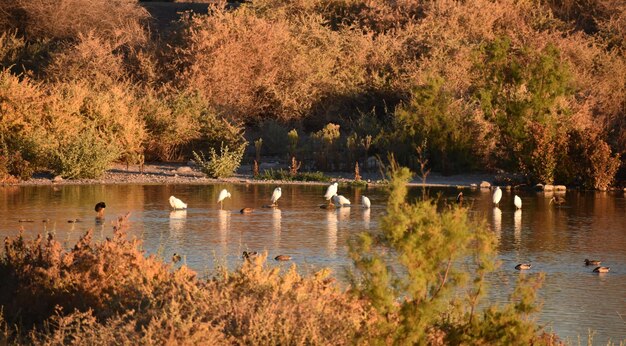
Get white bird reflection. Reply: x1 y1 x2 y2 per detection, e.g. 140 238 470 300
492 207 502 243
169 210 187 234
363 208 371 230
272 208 282 247
217 209 230 246
514 209 522 248
326 210 338 257
338 205 350 221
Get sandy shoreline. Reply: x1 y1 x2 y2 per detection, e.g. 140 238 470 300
12 162 496 188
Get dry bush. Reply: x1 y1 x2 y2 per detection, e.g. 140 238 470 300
0 0 149 45
0 216 377 344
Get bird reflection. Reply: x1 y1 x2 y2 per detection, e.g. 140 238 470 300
363 208 371 230
492 207 502 243
338 205 350 221
514 209 522 248
169 210 187 234
272 208 282 247
217 209 230 246
326 210 338 257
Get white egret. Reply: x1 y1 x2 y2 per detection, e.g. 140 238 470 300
332 194 351 207
324 182 338 205
492 186 502 206
217 189 231 209
361 195 371 208
94 202 106 218
271 187 282 206
169 196 187 210
514 195 522 209
456 192 464 205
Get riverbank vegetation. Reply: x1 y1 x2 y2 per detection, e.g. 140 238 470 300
0 0 624 188
0 167 561 344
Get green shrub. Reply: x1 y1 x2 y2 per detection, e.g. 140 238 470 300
193 142 246 178
349 161 548 344
51 127 121 179
311 123 341 170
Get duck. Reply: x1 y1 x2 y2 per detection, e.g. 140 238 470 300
593 266 610 273
242 251 258 260
172 253 182 263
274 255 291 261
515 263 532 270
584 259 601 266
550 196 566 206
94 201 106 218
240 207 254 214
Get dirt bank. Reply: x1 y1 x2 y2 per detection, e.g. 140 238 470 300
14 162 496 188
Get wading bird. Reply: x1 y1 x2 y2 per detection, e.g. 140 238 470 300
333 194 351 207
95 202 106 218
217 189 231 209
492 186 502 206
324 182 338 205
515 263 532 270
514 195 522 210
271 187 282 206
169 196 187 210
361 195 371 208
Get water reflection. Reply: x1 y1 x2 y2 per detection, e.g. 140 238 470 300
169 210 187 234
326 210 338 257
363 208 371 230
492 207 502 242
272 208 281 248
217 209 230 247
513 209 522 248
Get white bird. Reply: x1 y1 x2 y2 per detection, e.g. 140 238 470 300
492 186 502 206
217 189 231 209
271 187 282 206
514 195 522 209
169 196 187 210
361 195 371 208
324 182 338 205
332 194 351 207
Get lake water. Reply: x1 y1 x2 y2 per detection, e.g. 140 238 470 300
1 183 625 344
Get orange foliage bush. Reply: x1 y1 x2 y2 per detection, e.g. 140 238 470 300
0 215 377 344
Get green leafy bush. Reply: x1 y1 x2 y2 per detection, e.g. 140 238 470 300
51 127 121 179
349 162 549 344
193 142 246 178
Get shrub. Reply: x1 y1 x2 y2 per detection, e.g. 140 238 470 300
349 161 548 344
567 130 621 190
256 168 330 182
50 126 122 179
0 215 376 344
193 142 246 178
311 123 341 170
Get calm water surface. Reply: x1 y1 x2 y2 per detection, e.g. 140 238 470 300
1 184 625 343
